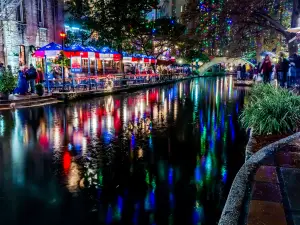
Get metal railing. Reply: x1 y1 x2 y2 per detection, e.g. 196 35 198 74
44 73 189 93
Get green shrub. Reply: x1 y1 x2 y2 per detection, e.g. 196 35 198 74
240 84 300 135
192 70 199 75
0 71 17 94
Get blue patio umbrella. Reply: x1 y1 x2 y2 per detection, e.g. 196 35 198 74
36 42 62 51
64 44 87 52
85 46 98 52
35 42 63 93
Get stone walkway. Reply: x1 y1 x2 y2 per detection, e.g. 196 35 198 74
246 141 300 225
0 94 59 110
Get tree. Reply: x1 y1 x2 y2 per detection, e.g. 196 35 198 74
181 0 229 56
182 0 300 59
176 38 210 64
220 0 298 56
129 18 186 60
66 0 159 72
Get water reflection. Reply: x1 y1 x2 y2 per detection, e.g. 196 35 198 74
0 77 247 225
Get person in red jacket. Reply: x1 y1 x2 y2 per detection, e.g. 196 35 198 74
36 68 44 84
260 55 272 83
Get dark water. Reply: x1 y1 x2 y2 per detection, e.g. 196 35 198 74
0 77 248 225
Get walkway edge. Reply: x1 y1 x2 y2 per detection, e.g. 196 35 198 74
53 77 196 102
218 131 300 225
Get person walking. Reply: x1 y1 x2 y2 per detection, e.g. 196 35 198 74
0 63 5 77
7 65 12 75
253 66 259 81
276 52 289 87
14 67 28 95
236 64 242 80
260 55 272 83
25 64 37 94
36 68 44 84
241 64 246 80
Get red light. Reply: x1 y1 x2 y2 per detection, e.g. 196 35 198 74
60 32 66 38
63 151 71 174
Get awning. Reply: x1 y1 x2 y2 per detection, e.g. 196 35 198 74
34 42 63 57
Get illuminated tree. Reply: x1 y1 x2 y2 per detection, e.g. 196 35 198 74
129 18 186 60
220 0 299 57
182 0 229 56
66 0 159 71
182 0 300 60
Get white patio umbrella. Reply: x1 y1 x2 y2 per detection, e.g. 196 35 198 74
287 27 300 33
287 27 300 43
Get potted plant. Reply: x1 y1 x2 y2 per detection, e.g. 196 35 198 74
35 83 44 96
240 84 300 157
0 71 17 100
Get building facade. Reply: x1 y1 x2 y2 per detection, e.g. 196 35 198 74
0 0 64 70
147 0 186 21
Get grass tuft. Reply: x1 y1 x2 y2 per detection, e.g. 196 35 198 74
240 84 300 135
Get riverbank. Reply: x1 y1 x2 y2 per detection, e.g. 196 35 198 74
53 76 195 102
219 132 300 225
0 75 198 110
0 94 61 110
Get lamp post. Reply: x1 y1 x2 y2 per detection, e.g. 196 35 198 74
60 31 67 92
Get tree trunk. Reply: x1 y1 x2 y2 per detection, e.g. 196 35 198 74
288 33 298 56
289 0 300 55
292 0 300 28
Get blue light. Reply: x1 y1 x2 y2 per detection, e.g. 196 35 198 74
169 192 174 210
68 143 73 151
106 205 113 224
229 116 235 141
117 196 123 211
150 190 155 209
222 166 227 183
193 201 204 224
168 167 173 185
133 203 140 225
131 134 136 149
195 165 201 182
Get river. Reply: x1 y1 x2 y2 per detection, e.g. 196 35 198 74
0 77 248 225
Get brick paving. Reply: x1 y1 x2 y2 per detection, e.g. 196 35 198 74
246 141 300 225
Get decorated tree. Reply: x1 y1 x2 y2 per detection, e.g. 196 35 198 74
182 0 300 60
176 38 210 64
182 0 230 56
66 0 159 72
129 18 186 60
220 0 299 58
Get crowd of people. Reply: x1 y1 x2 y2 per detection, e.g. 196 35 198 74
236 52 300 88
0 63 44 95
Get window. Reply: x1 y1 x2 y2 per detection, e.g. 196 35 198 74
16 0 24 23
19 45 26 66
37 0 44 27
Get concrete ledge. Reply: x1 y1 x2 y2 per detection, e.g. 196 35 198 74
234 80 254 87
245 129 256 160
0 95 59 110
218 131 300 225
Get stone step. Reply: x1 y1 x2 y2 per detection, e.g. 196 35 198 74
0 95 53 104
16 100 60 109
0 98 59 110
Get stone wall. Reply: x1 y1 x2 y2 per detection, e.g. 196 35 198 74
0 0 64 71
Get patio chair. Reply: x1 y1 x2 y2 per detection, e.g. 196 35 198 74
77 79 89 90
